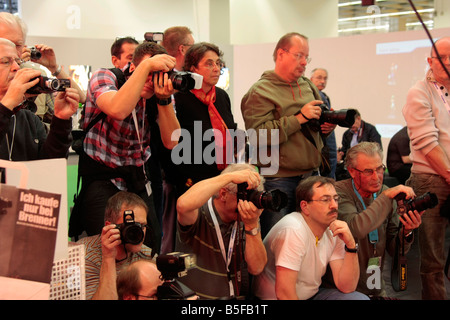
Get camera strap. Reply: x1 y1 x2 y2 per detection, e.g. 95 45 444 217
352 179 379 255
208 197 238 297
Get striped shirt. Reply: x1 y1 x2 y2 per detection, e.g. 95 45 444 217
77 234 154 300
175 199 248 300
83 68 151 190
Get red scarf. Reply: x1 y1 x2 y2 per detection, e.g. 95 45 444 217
192 87 231 170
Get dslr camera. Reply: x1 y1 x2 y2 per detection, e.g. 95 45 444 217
395 192 438 216
116 210 146 245
153 70 203 92
308 104 357 132
237 182 288 211
156 252 197 300
27 76 71 95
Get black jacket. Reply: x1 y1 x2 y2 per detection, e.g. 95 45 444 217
0 103 73 161
341 120 382 156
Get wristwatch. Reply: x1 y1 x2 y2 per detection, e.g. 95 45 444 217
156 97 172 106
245 226 260 236
345 243 359 253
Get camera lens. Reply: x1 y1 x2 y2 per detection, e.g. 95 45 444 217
121 224 145 245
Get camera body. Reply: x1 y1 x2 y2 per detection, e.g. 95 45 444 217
237 182 288 211
153 70 203 92
29 47 42 60
395 192 438 215
27 76 70 95
144 32 164 43
156 252 197 300
309 104 357 132
116 210 146 245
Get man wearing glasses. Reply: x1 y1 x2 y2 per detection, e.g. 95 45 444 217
253 175 368 300
0 38 80 161
333 142 423 298
241 32 329 239
402 36 450 300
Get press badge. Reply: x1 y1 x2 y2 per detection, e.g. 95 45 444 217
145 180 152 197
367 256 382 273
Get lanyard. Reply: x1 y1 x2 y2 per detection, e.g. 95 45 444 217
352 180 379 253
431 81 450 115
207 197 238 297
131 101 149 186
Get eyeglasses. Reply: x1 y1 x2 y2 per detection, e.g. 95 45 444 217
0 56 23 67
353 164 386 177
203 59 224 70
308 195 340 205
282 49 311 63
431 56 450 63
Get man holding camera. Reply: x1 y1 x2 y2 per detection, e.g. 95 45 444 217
74 42 180 255
241 32 330 238
0 38 79 161
330 142 423 298
402 36 450 300
253 175 368 300
78 191 154 300
175 163 267 299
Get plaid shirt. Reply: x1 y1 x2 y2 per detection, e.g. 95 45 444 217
83 68 151 190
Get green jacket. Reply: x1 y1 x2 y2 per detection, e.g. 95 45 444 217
241 70 322 177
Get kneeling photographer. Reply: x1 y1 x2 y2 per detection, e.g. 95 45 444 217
330 142 426 299
175 163 269 300
77 191 155 300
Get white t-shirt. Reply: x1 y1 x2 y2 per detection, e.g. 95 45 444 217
253 212 345 300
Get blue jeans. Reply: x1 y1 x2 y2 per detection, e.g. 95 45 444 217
261 175 305 238
311 288 369 300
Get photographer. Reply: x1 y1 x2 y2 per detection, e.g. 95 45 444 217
77 191 154 300
402 36 450 299
74 42 180 255
241 32 330 238
0 38 79 161
329 142 423 298
117 260 162 300
175 163 267 299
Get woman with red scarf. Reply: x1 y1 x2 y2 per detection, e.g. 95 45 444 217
172 42 237 195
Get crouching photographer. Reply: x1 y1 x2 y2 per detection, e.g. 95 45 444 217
175 163 268 299
77 191 155 300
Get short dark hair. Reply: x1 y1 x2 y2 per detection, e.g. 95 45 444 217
295 176 335 212
111 37 139 58
183 42 223 71
132 41 168 66
104 191 148 223
273 32 308 62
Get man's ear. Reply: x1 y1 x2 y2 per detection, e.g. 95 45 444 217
299 200 309 214
111 56 120 68
129 63 136 73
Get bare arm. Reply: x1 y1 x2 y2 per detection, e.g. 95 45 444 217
275 266 299 300
176 169 261 226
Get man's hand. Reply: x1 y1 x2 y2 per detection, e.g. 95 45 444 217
53 87 80 120
147 54 176 74
100 224 122 260
329 220 356 249
400 209 423 235
30 44 59 73
0 68 41 109
382 184 416 200
238 200 263 230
